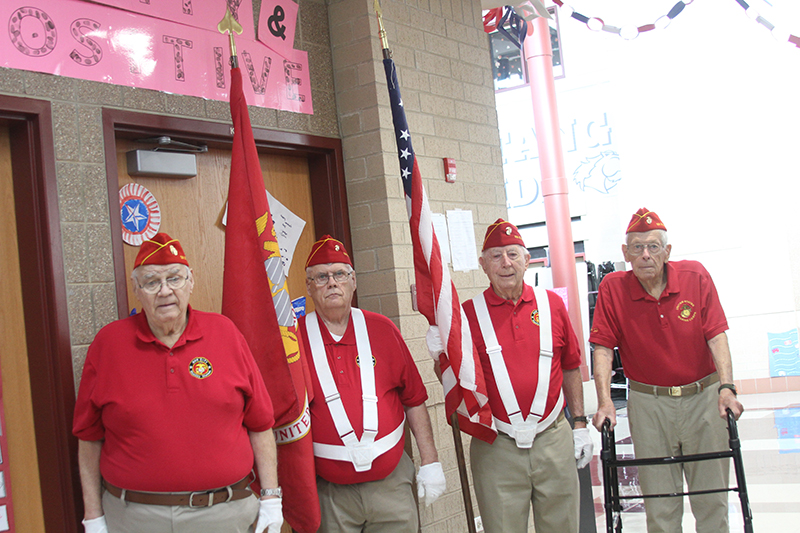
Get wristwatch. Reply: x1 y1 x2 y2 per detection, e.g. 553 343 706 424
718 383 738 396
260 487 282 498
572 416 588 423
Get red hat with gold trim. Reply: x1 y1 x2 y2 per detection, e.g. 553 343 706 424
305 235 352 268
626 208 667 234
482 218 525 251
134 233 189 268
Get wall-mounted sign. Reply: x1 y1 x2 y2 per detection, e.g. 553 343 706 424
2 0 312 114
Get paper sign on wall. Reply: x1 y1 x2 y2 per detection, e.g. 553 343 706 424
2 1 312 114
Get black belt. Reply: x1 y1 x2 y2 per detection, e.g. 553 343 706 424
103 474 253 507
628 373 719 397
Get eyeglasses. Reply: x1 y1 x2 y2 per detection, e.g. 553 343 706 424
307 270 352 286
137 275 189 294
627 243 664 256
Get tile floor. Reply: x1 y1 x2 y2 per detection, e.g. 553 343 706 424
588 390 800 532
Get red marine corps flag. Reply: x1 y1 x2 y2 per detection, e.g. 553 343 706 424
375 4 494 443
220 11 320 532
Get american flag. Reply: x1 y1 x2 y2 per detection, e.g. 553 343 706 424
382 57 495 442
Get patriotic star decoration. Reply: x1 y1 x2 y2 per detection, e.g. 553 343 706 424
123 202 148 231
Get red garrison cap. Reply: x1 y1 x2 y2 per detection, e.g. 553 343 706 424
305 235 352 268
134 233 189 268
626 208 667 234
482 218 525 251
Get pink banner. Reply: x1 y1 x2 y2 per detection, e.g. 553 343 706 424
3 1 313 114
84 0 256 40
258 0 298 58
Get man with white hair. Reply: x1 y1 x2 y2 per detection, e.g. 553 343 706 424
74 232 283 533
298 235 445 533
459 218 593 533
591 208 744 532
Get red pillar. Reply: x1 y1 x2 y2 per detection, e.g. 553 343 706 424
523 15 589 379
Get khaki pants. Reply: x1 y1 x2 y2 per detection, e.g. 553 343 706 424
470 412 579 533
316 452 419 533
102 489 259 533
628 385 730 533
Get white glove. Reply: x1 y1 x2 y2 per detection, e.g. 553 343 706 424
417 462 446 506
255 497 283 533
82 516 108 533
425 326 445 360
573 427 593 469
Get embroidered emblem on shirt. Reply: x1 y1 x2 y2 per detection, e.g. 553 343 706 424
676 300 696 322
531 309 540 326
355 354 377 367
189 357 213 379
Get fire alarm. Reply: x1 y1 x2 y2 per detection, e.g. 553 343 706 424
443 158 456 183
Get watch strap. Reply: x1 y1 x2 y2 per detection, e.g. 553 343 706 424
718 383 737 396
572 415 588 423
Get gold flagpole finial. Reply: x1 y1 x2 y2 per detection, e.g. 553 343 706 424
218 6 244 67
373 0 391 57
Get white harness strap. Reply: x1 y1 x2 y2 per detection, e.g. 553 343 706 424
472 288 563 448
306 310 402 471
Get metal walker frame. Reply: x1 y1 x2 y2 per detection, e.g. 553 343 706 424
600 409 753 532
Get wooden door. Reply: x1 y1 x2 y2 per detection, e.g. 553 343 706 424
0 126 46 531
115 139 317 315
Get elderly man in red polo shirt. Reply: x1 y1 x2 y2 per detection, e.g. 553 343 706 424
73 233 283 533
459 219 593 533
591 208 744 532
297 235 446 533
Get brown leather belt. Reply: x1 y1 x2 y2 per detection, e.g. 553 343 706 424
628 372 719 397
103 475 253 507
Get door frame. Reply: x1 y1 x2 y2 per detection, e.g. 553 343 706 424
0 95 81 532
102 109 352 317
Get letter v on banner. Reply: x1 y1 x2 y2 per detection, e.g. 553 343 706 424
240 49 272 95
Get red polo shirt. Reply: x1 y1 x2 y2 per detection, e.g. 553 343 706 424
298 309 428 485
589 260 728 386
463 285 582 424
73 307 275 492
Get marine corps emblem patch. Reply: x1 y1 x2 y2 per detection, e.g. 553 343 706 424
189 357 213 379
356 354 377 367
676 300 696 322
531 309 540 326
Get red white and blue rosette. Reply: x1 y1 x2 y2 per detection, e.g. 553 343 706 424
119 183 161 246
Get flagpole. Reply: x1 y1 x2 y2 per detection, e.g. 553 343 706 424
374 3 476 532
218 6 243 68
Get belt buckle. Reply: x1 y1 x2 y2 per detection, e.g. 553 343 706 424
669 386 682 397
188 491 209 508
